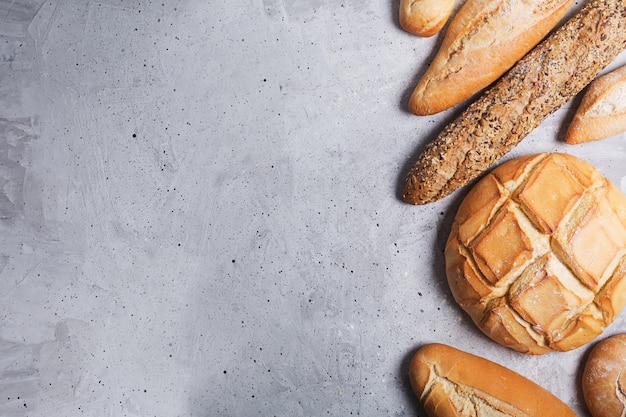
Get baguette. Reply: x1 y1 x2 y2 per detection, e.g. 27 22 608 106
409 343 577 417
582 334 626 417
566 65 626 144
402 0 626 206
409 0 575 115
399 0 455 37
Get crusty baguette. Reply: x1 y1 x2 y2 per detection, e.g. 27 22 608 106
399 0 455 37
409 0 574 115
402 0 626 205
566 65 626 144
409 343 577 417
582 334 626 417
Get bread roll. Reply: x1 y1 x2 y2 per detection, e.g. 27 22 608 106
409 343 577 417
402 0 626 205
399 0 455 37
408 0 574 116
582 334 626 417
445 153 626 354
566 65 626 144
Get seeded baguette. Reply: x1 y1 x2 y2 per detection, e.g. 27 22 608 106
410 343 577 417
402 0 626 205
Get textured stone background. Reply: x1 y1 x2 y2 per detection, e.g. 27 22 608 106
1 0 625 416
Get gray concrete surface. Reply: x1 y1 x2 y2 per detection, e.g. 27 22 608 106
1 0 625 416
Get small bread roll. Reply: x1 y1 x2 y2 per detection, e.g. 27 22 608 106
566 65 626 144
445 153 626 354
399 0 455 37
582 334 626 417
410 343 577 417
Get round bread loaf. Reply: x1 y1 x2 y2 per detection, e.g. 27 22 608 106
445 153 626 354
582 334 626 417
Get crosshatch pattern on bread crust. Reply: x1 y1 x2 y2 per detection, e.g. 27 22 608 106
445 153 626 354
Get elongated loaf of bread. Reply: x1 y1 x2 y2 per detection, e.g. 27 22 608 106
566 65 626 144
409 343 577 417
409 0 574 115
402 0 626 206
400 0 456 37
582 334 626 417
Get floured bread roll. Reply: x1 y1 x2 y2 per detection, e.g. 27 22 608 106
582 334 626 417
566 65 626 144
445 153 626 354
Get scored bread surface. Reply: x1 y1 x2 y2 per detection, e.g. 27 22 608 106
408 0 575 115
410 343 577 416
445 153 626 354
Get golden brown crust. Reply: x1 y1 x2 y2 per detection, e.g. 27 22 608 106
445 153 626 354
409 343 577 417
566 65 626 144
402 0 626 206
399 0 456 37
409 0 575 116
582 334 626 417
